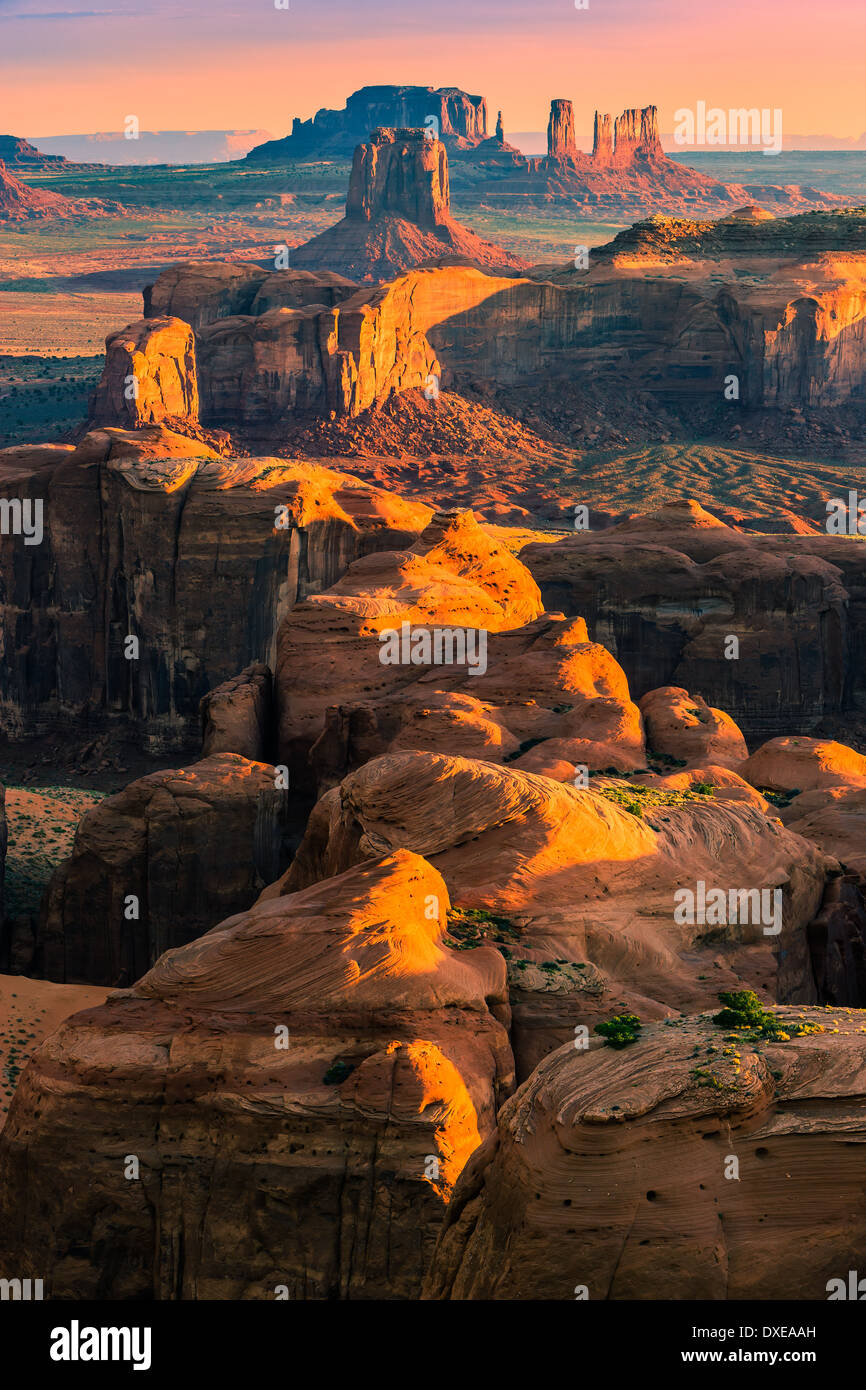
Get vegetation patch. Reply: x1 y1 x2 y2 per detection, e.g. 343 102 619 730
595 1013 642 1048
445 906 521 951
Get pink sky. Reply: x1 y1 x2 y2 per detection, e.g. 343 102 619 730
1 0 865 140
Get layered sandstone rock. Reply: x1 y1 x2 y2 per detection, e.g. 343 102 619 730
639 686 749 768
245 85 489 162
591 111 613 164
547 100 578 160
346 127 450 226
88 316 198 428
280 749 832 1076
425 1007 866 1299
740 737 866 792
0 426 430 747
201 663 274 761
274 507 544 776
523 500 862 737
36 754 294 986
782 788 866 878
291 129 527 281
471 102 842 217
0 849 513 1298
94 232 866 437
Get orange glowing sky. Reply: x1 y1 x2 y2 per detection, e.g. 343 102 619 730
1 0 865 140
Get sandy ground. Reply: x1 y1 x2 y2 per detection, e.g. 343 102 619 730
0 290 141 357
3 785 104 919
0 973 109 1129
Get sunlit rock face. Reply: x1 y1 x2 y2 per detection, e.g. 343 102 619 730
276 747 833 1077
0 850 513 1300
424 1008 866 1300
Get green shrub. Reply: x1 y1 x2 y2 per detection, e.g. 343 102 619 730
595 1014 642 1048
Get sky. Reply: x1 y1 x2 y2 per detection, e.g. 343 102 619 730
1 0 865 141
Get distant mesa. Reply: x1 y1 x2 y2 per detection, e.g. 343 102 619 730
244 84 489 162
489 99 845 216
0 158 80 221
719 203 776 222
290 126 527 280
0 134 69 169
243 86 845 218
0 158 125 221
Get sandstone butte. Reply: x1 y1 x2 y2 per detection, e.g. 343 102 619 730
243 88 845 219
287 126 527 281
244 85 491 162
4 469 866 1297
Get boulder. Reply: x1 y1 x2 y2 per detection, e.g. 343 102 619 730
741 737 866 792
639 686 749 768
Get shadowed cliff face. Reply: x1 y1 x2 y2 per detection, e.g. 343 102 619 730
0 426 430 748
87 232 866 441
522 500 866 737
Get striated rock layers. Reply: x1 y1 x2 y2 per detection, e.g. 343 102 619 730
522 500 866 738
36 753 294 986
244 85 489 161
0 425 430 747
425 1008 866 1299
290 128 527 281
278 749 833 1077
90 229 866 439
0 849 514 1299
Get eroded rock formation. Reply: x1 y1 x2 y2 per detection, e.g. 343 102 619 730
280 749 832 1076
0 425 430 747
36 753 294 985
547 100 577 159
245 85 489 162
0 849 513 1298
523 500 865 736
425 1008 866 1299
290 128 527 280
91 227 866 440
